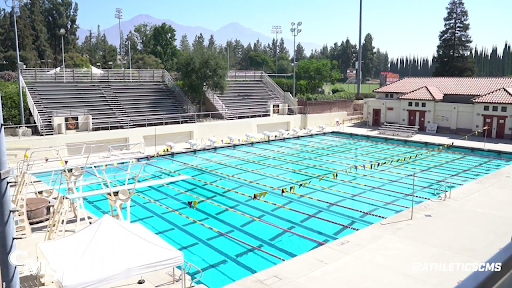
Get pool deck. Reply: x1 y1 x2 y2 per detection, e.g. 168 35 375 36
13 125 512 288
225 125 512 288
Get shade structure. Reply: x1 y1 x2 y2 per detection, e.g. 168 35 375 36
38 214 183 288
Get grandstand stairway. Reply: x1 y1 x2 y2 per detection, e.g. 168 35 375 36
99 85 134 129
214 80 284 118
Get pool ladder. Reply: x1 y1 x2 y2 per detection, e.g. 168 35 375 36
432 182 453 201
171 260 203 288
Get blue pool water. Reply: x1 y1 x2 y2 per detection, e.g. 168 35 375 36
35 133 512 287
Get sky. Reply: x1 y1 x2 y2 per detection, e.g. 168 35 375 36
7 0 512 59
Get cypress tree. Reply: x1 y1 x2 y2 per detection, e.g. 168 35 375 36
433 0 475 76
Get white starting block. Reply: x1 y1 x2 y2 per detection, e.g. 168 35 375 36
165 142 176 151
278 129 287 137
306 126 314 133
245 133 256 141
227 135 238 143
208 137 217 146
319 125 327 131
262 131 273 139
292 128 301 135
186 140 199 149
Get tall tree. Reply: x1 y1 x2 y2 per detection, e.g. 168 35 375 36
146 23 178 71
295 43 306 62
433 0 475 76
361 33 376 81
178 33 227 112
178 34 191 52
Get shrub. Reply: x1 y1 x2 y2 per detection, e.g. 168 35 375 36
0 71 17 82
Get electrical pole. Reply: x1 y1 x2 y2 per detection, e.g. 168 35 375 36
115 8 123 69
357 0 363 97
271 25 282 76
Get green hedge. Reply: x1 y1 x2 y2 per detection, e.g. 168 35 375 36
272 78 308 96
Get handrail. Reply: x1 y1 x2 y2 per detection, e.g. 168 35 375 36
204 88 230 118
261 71 285 97
20 75 43 133
181 260 203 288
162 70 196 113
21 68 164 82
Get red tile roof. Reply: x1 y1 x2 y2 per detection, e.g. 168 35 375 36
374 77 512 96
473 88 512 104
400 86 444 101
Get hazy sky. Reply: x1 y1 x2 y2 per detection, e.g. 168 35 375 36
9 0 512 59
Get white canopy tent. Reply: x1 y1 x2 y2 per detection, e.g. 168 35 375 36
38 215 184 288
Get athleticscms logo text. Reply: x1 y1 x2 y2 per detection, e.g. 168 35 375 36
411 262 502 273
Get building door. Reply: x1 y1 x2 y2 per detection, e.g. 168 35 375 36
418 111 426 131
482 115 494 138
372 109 381 126
496 116 506 139
408 110 417 127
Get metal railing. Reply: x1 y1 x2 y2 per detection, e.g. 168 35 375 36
19 75 43 133
261 72 285 99
21 68 164 82
227 70 264 80
162 70 196 113
204 88 230 118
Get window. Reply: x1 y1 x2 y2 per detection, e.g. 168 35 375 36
415 102 419 107
484 106 489 111
501 106 507 112
385 94 389 98
389 94 394 98
408 102 412 107
421 103 426 107
492 106 498 111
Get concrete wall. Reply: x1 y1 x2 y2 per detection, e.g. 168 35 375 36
5 112 347 163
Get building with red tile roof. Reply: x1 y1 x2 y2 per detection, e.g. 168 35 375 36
364 77 512 139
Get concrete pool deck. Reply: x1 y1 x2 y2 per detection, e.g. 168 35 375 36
225 125 512 288
12 124 512 288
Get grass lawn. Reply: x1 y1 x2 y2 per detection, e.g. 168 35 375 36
324 83 379 93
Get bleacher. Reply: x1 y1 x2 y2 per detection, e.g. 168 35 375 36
377 123 419 138
26 82 189 135
215 80 284 118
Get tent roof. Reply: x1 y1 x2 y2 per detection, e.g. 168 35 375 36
38 215 183 288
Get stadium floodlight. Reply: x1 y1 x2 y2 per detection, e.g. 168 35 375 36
4 0 25 126
59 28 66 82
291 21 303 98
271 25 282 76
115 8 123 69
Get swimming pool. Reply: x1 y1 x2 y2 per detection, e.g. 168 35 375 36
35 132 512 288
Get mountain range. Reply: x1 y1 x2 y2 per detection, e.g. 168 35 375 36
77 14 322 55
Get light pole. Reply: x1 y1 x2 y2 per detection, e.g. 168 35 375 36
128 33 132 81
357 0 363 97
115 8 123 69
290 22 302 98
271 25 282 76
6 0 25 126
59 28 66 83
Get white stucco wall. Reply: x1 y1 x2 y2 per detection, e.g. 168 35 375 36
473 103 512 135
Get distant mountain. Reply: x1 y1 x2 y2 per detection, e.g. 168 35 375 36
77 14 322 55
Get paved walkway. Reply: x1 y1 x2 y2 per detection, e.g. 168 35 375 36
226 125 512 288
